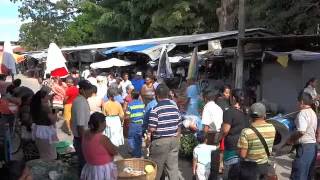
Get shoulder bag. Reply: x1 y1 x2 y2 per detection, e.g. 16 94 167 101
239 126 278 180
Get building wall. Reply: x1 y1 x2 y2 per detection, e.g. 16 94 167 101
261 61 303 113
302 61 320 87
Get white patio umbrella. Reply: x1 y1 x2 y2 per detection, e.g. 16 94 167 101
0 41 16 75
90 58 136 69
46 43 69 77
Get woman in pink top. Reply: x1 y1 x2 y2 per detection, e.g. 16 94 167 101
81 112 118 180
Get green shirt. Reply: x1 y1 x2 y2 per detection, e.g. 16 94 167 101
237 122 276 164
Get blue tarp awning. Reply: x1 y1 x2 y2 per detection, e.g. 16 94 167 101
104 44 158 54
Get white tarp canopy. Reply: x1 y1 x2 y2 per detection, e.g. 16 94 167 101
46 43 69 77
90 58 136 69
61 28 268 51
169 56 184 63
28 52 47 60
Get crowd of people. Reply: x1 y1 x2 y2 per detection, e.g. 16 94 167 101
0 66 319 180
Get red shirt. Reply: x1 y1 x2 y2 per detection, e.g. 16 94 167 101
65 86 79 104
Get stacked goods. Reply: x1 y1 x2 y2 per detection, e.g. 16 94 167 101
179 133 198 158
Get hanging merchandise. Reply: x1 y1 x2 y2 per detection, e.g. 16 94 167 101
186 47 199 80
156 45 174 80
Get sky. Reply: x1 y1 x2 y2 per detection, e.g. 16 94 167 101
0 0 59 42
0 0 21 41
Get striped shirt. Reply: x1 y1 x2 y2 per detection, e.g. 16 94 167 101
127 100 145 123
237 122 275 164
148 99 182 139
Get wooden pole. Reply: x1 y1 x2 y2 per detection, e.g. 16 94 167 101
235 0 245 89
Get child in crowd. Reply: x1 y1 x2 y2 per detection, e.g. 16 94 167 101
126 91 145 158
81 112 118 180
193 131 218 180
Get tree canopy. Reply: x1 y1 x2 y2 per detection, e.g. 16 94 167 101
12 0 320 50
11 0 78 50
13 0 219 49
246 0 320 34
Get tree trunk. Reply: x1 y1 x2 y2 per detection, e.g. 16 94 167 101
216 0 239 31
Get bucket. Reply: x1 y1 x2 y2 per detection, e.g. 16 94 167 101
267 115 296 155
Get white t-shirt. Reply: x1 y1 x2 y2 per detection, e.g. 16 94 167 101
202 101 223 132
87 95 103 113
295 108 317 144
193 144 218 168
87 77 98 87
96 83 108 99
120 80 132 98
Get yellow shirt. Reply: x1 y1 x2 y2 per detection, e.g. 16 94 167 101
103 100 124 118
237 122 275 164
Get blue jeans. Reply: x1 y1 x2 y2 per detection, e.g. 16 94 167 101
128 123 142 157
73 137 86 176
291 143 317 180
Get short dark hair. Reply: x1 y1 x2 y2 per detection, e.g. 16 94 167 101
220 84 231 94
0 74 7 81
13 79 21 87
88 112 106 132
204 90 219 101
132 90 140 99
78 80 94 98
91 85 97 94
156 84 169 99
45 74 51 79
298 92 313 106
6 84 15 94
305 77 317 88
232 89 245 105
197 131 207 143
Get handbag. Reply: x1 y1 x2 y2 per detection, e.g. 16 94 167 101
249 126 278 180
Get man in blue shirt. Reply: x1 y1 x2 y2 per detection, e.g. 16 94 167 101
127 91 145 157
131 72 145 92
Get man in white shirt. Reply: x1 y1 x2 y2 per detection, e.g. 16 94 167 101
202 90 223 134
288 92 318 180
201 90 224 179
120 72 132 98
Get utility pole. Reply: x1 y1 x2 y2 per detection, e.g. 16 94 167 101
235 0 245 89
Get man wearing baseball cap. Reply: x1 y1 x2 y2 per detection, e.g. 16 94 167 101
237 103 276 179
